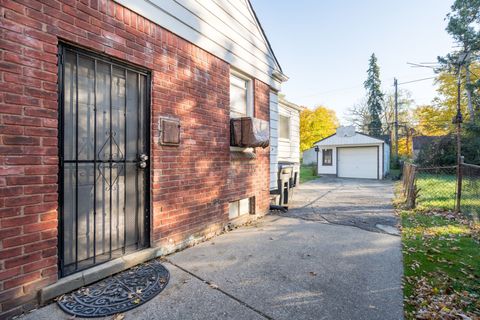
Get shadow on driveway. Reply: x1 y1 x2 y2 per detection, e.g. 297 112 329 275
21 178 403 320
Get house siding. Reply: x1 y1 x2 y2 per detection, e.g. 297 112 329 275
0 1 270 318
115 0 283 90
302 147 317 166
269 91 278 190
317 146 338 175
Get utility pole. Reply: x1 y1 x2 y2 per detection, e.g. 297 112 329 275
394 78 399 163
405 126 410 156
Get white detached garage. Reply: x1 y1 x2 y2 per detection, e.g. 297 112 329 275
313 126 390 180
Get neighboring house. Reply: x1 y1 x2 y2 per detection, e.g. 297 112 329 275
269 97 304 198
0 1 288 318
302 147 317 165
412 135 445 159
306 126 390 179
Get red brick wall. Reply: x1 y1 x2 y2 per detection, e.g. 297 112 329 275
0 0 271 318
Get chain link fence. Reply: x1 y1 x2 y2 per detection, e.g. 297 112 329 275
402 162 480 221
461 163 480 220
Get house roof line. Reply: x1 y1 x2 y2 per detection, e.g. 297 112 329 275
312 132 337 146
312 131 389 147
246 0 286 79
279 96 306 111
354 132 390 144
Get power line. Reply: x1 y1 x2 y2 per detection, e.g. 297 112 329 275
397 76 437 85
407 62 438 69
295 73 436 99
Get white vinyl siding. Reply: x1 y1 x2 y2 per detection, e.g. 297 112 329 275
317 147 337 175
302 148 317 165
115 0 284 90
269 91 279 190
383 143 390 176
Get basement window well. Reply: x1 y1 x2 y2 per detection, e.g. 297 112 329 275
229 197 254 219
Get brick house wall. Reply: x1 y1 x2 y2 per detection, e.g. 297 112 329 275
0 0 271 318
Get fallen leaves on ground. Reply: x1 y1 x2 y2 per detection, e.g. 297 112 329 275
400 207 480 319
208 282 219 289
111 314 125 320
404 275 479 320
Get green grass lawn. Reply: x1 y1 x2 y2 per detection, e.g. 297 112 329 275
300 165 318 183
415 173 480 220
461 176 480 221
415 173 457 211
397 177 480 319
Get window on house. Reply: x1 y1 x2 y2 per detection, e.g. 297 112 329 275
279 115 290 140
228 197 254 219
230 72 252 118
322 149 333 166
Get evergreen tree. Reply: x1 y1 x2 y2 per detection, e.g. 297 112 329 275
364 53 384 136
440 0 480 120
446 0 480 53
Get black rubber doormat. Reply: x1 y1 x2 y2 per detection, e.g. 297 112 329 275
57 260 170 318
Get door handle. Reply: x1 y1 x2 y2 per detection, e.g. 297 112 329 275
138 154 149 169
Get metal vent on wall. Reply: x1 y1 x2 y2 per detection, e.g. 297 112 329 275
159 118 181 146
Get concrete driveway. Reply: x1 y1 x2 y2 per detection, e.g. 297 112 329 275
286 177 400 234
22 178 403 320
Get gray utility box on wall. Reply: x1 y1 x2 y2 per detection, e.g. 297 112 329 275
159 117 181 146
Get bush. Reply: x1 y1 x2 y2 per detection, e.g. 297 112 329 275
416 135 456 166
415 124 480 167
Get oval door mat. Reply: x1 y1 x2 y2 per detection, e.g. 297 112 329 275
57 260 170 318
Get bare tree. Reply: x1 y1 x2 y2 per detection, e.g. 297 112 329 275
383 88 414 134
346 89 414 135
345 98 371 132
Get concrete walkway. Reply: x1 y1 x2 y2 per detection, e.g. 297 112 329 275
22 178 403 320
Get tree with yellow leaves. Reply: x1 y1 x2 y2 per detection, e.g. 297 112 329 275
412 62 480 136
413 105 454 136
300 106 338 152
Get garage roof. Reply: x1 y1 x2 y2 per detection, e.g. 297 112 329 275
314 128 388 147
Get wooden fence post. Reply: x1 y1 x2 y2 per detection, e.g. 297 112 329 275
406 164 417 209
403 163 410 197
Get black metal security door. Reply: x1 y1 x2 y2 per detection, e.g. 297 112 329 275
59 45 150 277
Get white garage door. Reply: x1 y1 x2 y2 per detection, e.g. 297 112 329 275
337 147 378 179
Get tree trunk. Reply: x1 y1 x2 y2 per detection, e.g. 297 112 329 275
466 65 475 121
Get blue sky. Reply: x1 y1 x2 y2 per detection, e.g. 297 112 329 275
251 0 455 123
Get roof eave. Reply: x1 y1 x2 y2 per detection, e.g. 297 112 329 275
279 96 304 111
272 70 289 83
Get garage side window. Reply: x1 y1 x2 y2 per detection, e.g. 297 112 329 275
322 149 332 166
